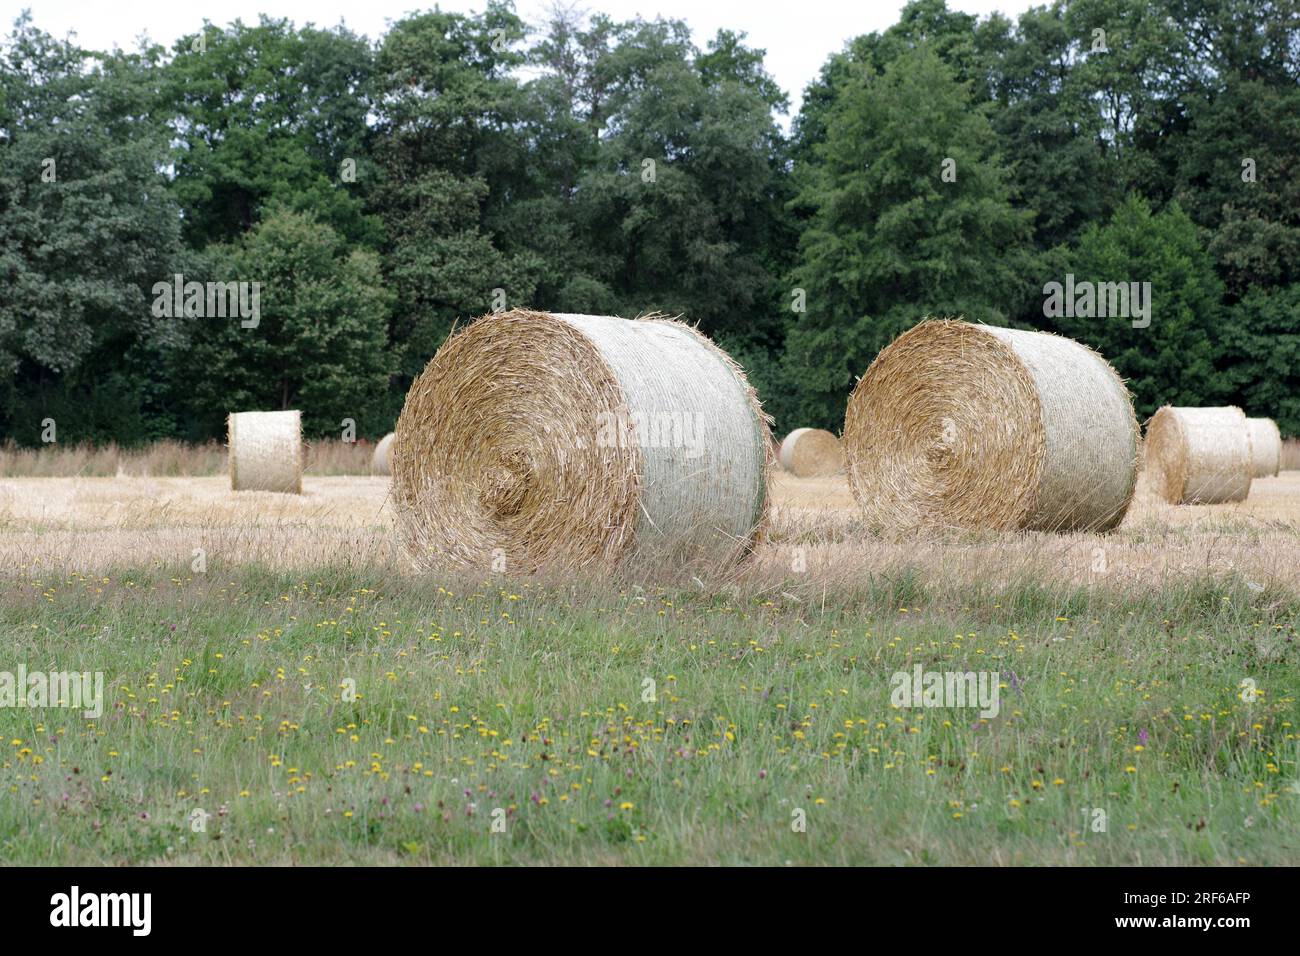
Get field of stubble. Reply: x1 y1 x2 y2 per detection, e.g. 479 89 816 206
0 469 1297 864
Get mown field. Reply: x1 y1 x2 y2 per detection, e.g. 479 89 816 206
0 463 1298 865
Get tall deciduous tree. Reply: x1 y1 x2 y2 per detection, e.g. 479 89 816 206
992 1 1115 250
786 44 1032 427
564 21 796 345
1222 284 1300 435
371 5 540 381
1053 196 1224 416
182 207 392 437
1176 78 1300 299
0 15 183 441
164 17 380 248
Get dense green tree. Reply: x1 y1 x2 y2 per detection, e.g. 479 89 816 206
1164 0 1300 87
1052 196 1224 416
181 207 392 437
1222 283 1300 435
1062 0 1193 200
1175 78 1300 298
991 2 1115 249
370 5 541 381
0 15 184 442
697 28 790 114
493 9 613 310
563 21 796 347
792 0 1011 171
164 17 380 248
785 45 1033 427
3 0 1299 444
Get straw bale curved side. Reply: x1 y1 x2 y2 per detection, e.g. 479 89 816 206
1146 406 1252 504
1246 417 1281 478
391 309 771 574
372 432 395 475
228 410 303 494
778 428 843 476
843 319 1139 532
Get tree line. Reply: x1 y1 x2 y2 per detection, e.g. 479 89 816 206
2 0 1297 444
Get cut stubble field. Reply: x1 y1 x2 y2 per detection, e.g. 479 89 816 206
0 470 1297 864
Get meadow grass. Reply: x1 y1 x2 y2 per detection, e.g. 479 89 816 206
0 563 1296 865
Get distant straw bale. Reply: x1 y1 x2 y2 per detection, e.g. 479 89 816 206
372 432 395 476
227 410 303 494
1146 406 1252 504
778 428 843 476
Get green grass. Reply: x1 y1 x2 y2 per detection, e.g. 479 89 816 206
1 564 1297 865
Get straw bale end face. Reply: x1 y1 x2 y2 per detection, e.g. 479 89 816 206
778 428 843 476
391 309 771 576
227 410 303 494
843 319 1139 533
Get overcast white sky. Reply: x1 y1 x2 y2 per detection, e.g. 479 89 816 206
3 0 1042 114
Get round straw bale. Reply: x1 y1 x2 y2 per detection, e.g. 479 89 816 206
372 432 395 475
1246 417 1281 478
1146 406 1252 503
391 309 771 574
843 319 1139 532
778 427 843 476
227 410 303 494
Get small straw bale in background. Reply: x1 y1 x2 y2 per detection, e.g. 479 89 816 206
372 432 395 475
1246 417 1281 478
227 410 303 494
391 309 771 575
1145 405 1252 503
778 427 843 476
843 319 1139 532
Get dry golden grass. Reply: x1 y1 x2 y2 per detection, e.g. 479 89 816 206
1282 438 1300 471
2 469 1299 596
0 475 396 571
0 438 379 478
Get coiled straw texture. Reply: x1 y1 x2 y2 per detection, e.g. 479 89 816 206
843 319 1139 532
391 310 771 575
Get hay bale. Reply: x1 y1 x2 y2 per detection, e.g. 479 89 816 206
1146 406 1252 503
391 309 771 574
1246 417 1281 478
372 432 395 476
843 319 1139 532
227 410 303 494
778 427 843 477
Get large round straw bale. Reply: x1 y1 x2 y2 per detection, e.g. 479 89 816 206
1246 417 1281 478
1146 406 1252 503
372 432 395 475
843 319 1139 532
227 410 303 494
778 428 843 476
391 309 771 574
